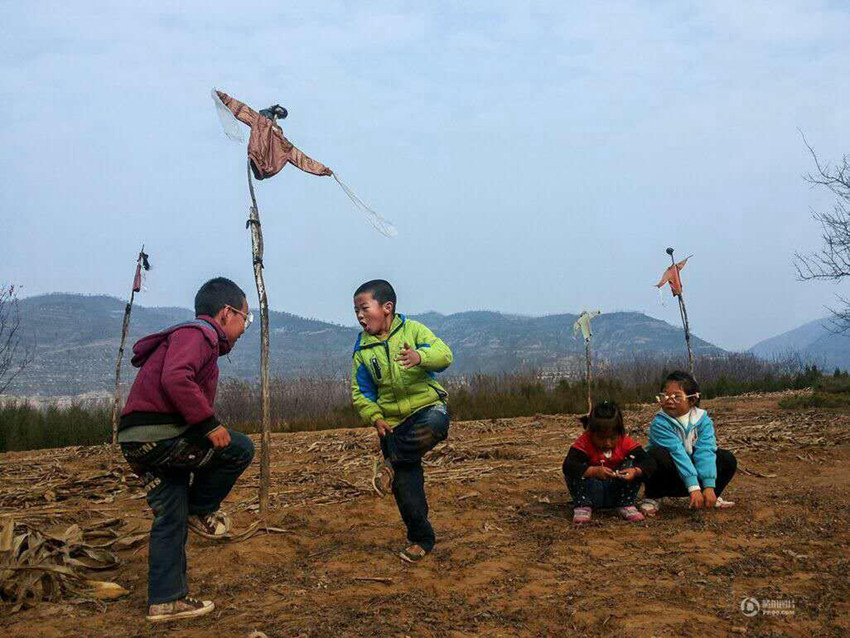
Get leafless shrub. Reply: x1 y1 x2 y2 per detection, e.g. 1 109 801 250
794 133 850 333
0 285 33 394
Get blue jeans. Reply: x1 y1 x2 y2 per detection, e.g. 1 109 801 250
566 476 641 509
121 429 254 604
380 404 450 552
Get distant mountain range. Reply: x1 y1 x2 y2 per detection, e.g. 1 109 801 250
749 317 850 371
7 293 729 396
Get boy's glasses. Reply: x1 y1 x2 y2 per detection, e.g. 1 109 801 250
226 305 254 330
655 392 700 404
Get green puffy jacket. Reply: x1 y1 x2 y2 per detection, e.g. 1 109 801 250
350 314 453 428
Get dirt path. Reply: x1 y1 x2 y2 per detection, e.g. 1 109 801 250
1 393 848 637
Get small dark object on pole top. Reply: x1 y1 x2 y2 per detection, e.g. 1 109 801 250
666 247 675 255
259 104 288 121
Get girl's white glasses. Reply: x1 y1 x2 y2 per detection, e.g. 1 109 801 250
655 392 699 404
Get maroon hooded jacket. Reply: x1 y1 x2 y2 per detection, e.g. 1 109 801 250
119 317 232 436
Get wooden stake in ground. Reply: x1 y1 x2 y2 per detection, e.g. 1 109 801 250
573 310 600 414
110 247 150 458
211 88 397 514
246 162 271 514
665 247 694 374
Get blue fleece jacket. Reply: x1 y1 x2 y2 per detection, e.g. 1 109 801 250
647 407 718 490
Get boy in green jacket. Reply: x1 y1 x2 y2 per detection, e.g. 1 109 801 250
351 279 453 563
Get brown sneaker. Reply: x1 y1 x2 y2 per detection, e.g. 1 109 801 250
399 543 429 564
146 596 214 623
372 458 394 497
188 510 231 538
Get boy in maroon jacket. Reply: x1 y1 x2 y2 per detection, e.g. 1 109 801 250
119 277 255 623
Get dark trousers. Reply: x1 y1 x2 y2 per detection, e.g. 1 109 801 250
122 429 254 604
643 447 737 499
380 404 450 553
566 475 642 508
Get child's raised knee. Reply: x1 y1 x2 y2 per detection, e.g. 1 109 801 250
226 430 255 466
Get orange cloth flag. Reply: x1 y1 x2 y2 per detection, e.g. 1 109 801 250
655 256 690 297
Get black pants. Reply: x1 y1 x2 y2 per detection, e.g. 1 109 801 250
380 405 450 552
644 447 737 499
566 476 642 508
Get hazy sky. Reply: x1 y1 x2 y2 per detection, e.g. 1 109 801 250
2 1 849 350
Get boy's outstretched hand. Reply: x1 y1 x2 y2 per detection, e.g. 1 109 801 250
207 426 231 449
395 342 421 370
702 487 717 509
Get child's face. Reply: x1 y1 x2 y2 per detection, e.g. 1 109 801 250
219 298 249 345
354 292 394 335
590 428 619 452
660 381 694 417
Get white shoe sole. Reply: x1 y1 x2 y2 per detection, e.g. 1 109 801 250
188 512 231 538
146 601 215 623
399 550 427 564
371 460 393 497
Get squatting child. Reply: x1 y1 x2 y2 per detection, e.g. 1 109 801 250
562 401 656 524
641 371 737 516
351 279 453 563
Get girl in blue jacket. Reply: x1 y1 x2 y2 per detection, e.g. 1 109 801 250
641 371 737 516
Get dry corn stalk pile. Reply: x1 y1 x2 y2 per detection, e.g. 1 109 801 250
0 517 143 612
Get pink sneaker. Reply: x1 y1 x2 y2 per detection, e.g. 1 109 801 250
573 506 592 524
617 506 645 522
639 498 660 517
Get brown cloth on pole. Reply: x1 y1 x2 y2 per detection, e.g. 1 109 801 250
131 251 150 293
216 91 333 181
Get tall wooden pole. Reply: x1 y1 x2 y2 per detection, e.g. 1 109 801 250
110 246 143 462
584 337 593 414
247 161 271 514
667 248 694 375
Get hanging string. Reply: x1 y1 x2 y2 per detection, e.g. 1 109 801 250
332 173 398 238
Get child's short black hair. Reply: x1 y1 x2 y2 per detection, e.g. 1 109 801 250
662 370 701 406
194 277 247 318
579 400 625 436
354 279 396 309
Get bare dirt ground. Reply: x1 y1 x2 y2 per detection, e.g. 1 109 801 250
2 392 849 637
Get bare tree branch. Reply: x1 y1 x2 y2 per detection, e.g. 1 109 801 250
795 134 850 332
0 285 34 394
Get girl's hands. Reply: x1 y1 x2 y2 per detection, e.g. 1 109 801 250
618 467 642 482
689 490 705 509
395 342 422 370
585 466 617 480
703 487 717 509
